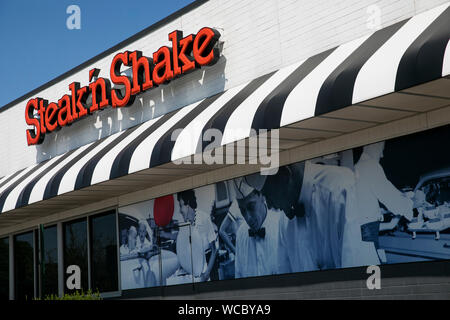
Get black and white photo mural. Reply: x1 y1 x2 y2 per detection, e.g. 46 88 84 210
118 124 450 290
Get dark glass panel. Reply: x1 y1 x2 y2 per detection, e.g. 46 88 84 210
14 232 34 301
90 211 118 292
0 237 9 300
63 219 88 293
42 226 58 297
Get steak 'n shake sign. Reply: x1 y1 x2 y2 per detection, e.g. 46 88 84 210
25 27 221 145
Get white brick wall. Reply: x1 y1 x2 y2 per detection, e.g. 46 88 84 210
0 0 448 178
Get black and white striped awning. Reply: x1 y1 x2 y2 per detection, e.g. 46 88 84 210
0 3 449 215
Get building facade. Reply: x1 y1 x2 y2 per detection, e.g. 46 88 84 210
0 0 450 300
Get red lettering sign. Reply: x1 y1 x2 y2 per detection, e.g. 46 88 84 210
25 27 221 146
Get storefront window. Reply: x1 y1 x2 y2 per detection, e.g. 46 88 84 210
42 226 58 297
64 219 88 293
90 211 118 292
0 237 9 300
14 232 34 300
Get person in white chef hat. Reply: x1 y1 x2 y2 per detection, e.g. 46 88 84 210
232 173 281 279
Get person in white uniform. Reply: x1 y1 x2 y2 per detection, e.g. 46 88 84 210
341 142 414 267
261 161 357 272
177 189 218 282
232 174 281 278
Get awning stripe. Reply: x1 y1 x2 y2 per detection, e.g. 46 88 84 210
1 4 448 214
108 112 177 180
280 34 372 127
0 158 54 212
28 143 94 205
91 116 162 183
15 148 78 208
74 123 143 190
43 140 103 200
0 168 26 190
395 5 450 91
314 20 408 116
57 131 128 195
352 2 449 104
251 48 335 132
149 93 225 168
444 39 450 76
171 84 249 161
222 63 307 145
200 72 275 151
0 165 38 203
128 102 202 175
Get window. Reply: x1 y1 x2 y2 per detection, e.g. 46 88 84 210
7 210 120 298
90 210 118 292
64 219 88 293
89 211 118 292
41 226 58 296
0 237 9 300
14 232 34 300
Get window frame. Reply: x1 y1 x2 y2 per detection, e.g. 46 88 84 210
3 205 121 300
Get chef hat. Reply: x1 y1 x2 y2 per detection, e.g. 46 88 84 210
232 173 267 200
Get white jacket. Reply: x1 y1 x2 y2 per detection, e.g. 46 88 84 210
342 152 413 267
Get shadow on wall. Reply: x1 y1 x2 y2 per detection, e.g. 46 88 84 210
34 56 227 164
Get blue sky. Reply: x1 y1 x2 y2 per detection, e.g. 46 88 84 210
0 0 195 108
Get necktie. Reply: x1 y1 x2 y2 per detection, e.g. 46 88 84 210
248 227 265 239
